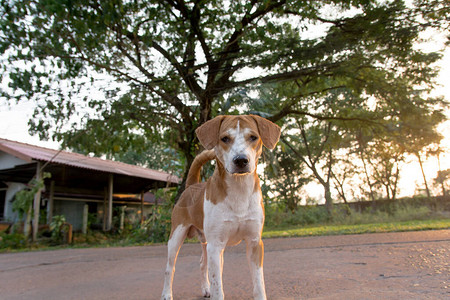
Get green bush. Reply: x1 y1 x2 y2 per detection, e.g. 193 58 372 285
265 199 439 230
391 205 431 221
296 206 330 225
130 205 172 244
49 215 67 244
265 204 330 228
0 233 28 250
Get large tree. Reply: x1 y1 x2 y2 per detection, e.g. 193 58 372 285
1 0 448 186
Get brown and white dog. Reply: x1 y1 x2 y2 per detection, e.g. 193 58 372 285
161 115 280 300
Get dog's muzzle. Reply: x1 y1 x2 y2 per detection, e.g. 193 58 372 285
232 155 250 174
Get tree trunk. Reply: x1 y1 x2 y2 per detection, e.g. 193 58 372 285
437 155 447 197
324 149 334 214
199 96 212 126
174 102 212 202
334 177 347 204
416 152 431 200
385 184 391 201
324 183 333 214
440 175 447 197
32 162 42 242
359 150 376 203
286 182 297 212
174 148 195 203
391 167 400 201
24 206 31 238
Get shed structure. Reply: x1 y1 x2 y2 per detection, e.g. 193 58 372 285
0 138 179 240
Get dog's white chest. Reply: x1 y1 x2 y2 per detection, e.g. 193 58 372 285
203 177 264 245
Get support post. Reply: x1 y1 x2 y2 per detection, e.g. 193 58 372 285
32 162 42 242
82 204 89 234
102 187 107 231
140 191 145 225
47 180 55 225
119 206 125 231
106 174 113 231
24 206 31 238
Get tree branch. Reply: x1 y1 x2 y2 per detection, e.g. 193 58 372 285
269 109 381 125
207 1 287 90
280 135 310 169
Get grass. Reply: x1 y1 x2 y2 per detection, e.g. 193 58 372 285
262 218 450 239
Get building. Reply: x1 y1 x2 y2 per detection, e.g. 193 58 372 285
0 138 180 238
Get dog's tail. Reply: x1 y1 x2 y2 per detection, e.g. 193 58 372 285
185 150 216 188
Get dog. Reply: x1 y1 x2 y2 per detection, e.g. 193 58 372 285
161 115 280 300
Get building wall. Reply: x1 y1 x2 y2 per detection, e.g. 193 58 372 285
3 182 26 223
0 152 28 169
54 200 85 231
0 152 29 223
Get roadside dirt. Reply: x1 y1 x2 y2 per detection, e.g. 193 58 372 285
0 230 448 299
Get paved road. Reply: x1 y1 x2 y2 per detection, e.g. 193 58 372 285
0 230 448 300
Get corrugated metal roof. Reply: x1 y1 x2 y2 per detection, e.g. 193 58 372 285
0 138 180 184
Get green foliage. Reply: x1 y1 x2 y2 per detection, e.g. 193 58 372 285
330 204 432 225
49 215 67 244
12 172 51 219
434 168 450 196
262 145 311 211
265 204 330 228
264 199 438 230
1 0 448 185
0 0 448 207
129 205 172 244
0 233 28 250
112 141 184 177
358 138 404 201
12 189 34 220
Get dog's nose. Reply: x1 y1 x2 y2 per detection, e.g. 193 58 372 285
233 155 249 168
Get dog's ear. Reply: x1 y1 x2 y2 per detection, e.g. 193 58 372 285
251 115 281 150
196 116 225 150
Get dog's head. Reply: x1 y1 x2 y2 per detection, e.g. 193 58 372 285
196 115 281 175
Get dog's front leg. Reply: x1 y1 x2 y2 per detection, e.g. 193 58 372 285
246 238 267 300
200 241 211 297
207 242 225 300
161 225 188 300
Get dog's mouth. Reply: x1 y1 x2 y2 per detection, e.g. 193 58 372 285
227 166 252 175
228 154 253 175
233 170 251 175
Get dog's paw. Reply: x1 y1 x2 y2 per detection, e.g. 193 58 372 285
202 287 211 298
161 294 173 300
201 281 210 298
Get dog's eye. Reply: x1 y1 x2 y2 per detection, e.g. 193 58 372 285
221 136 230 143
250 135 258 142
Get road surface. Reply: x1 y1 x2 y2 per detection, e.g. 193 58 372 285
0 230 448 299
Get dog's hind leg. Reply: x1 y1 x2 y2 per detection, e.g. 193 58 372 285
197 231 210 298
161 224 188 300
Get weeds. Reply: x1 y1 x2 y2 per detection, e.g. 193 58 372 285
0 232 28 250
264 201 438 230
265 205 330 228
128 205 172 244
49 215 67 244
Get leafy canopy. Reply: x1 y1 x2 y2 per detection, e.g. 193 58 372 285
0 0 448 178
